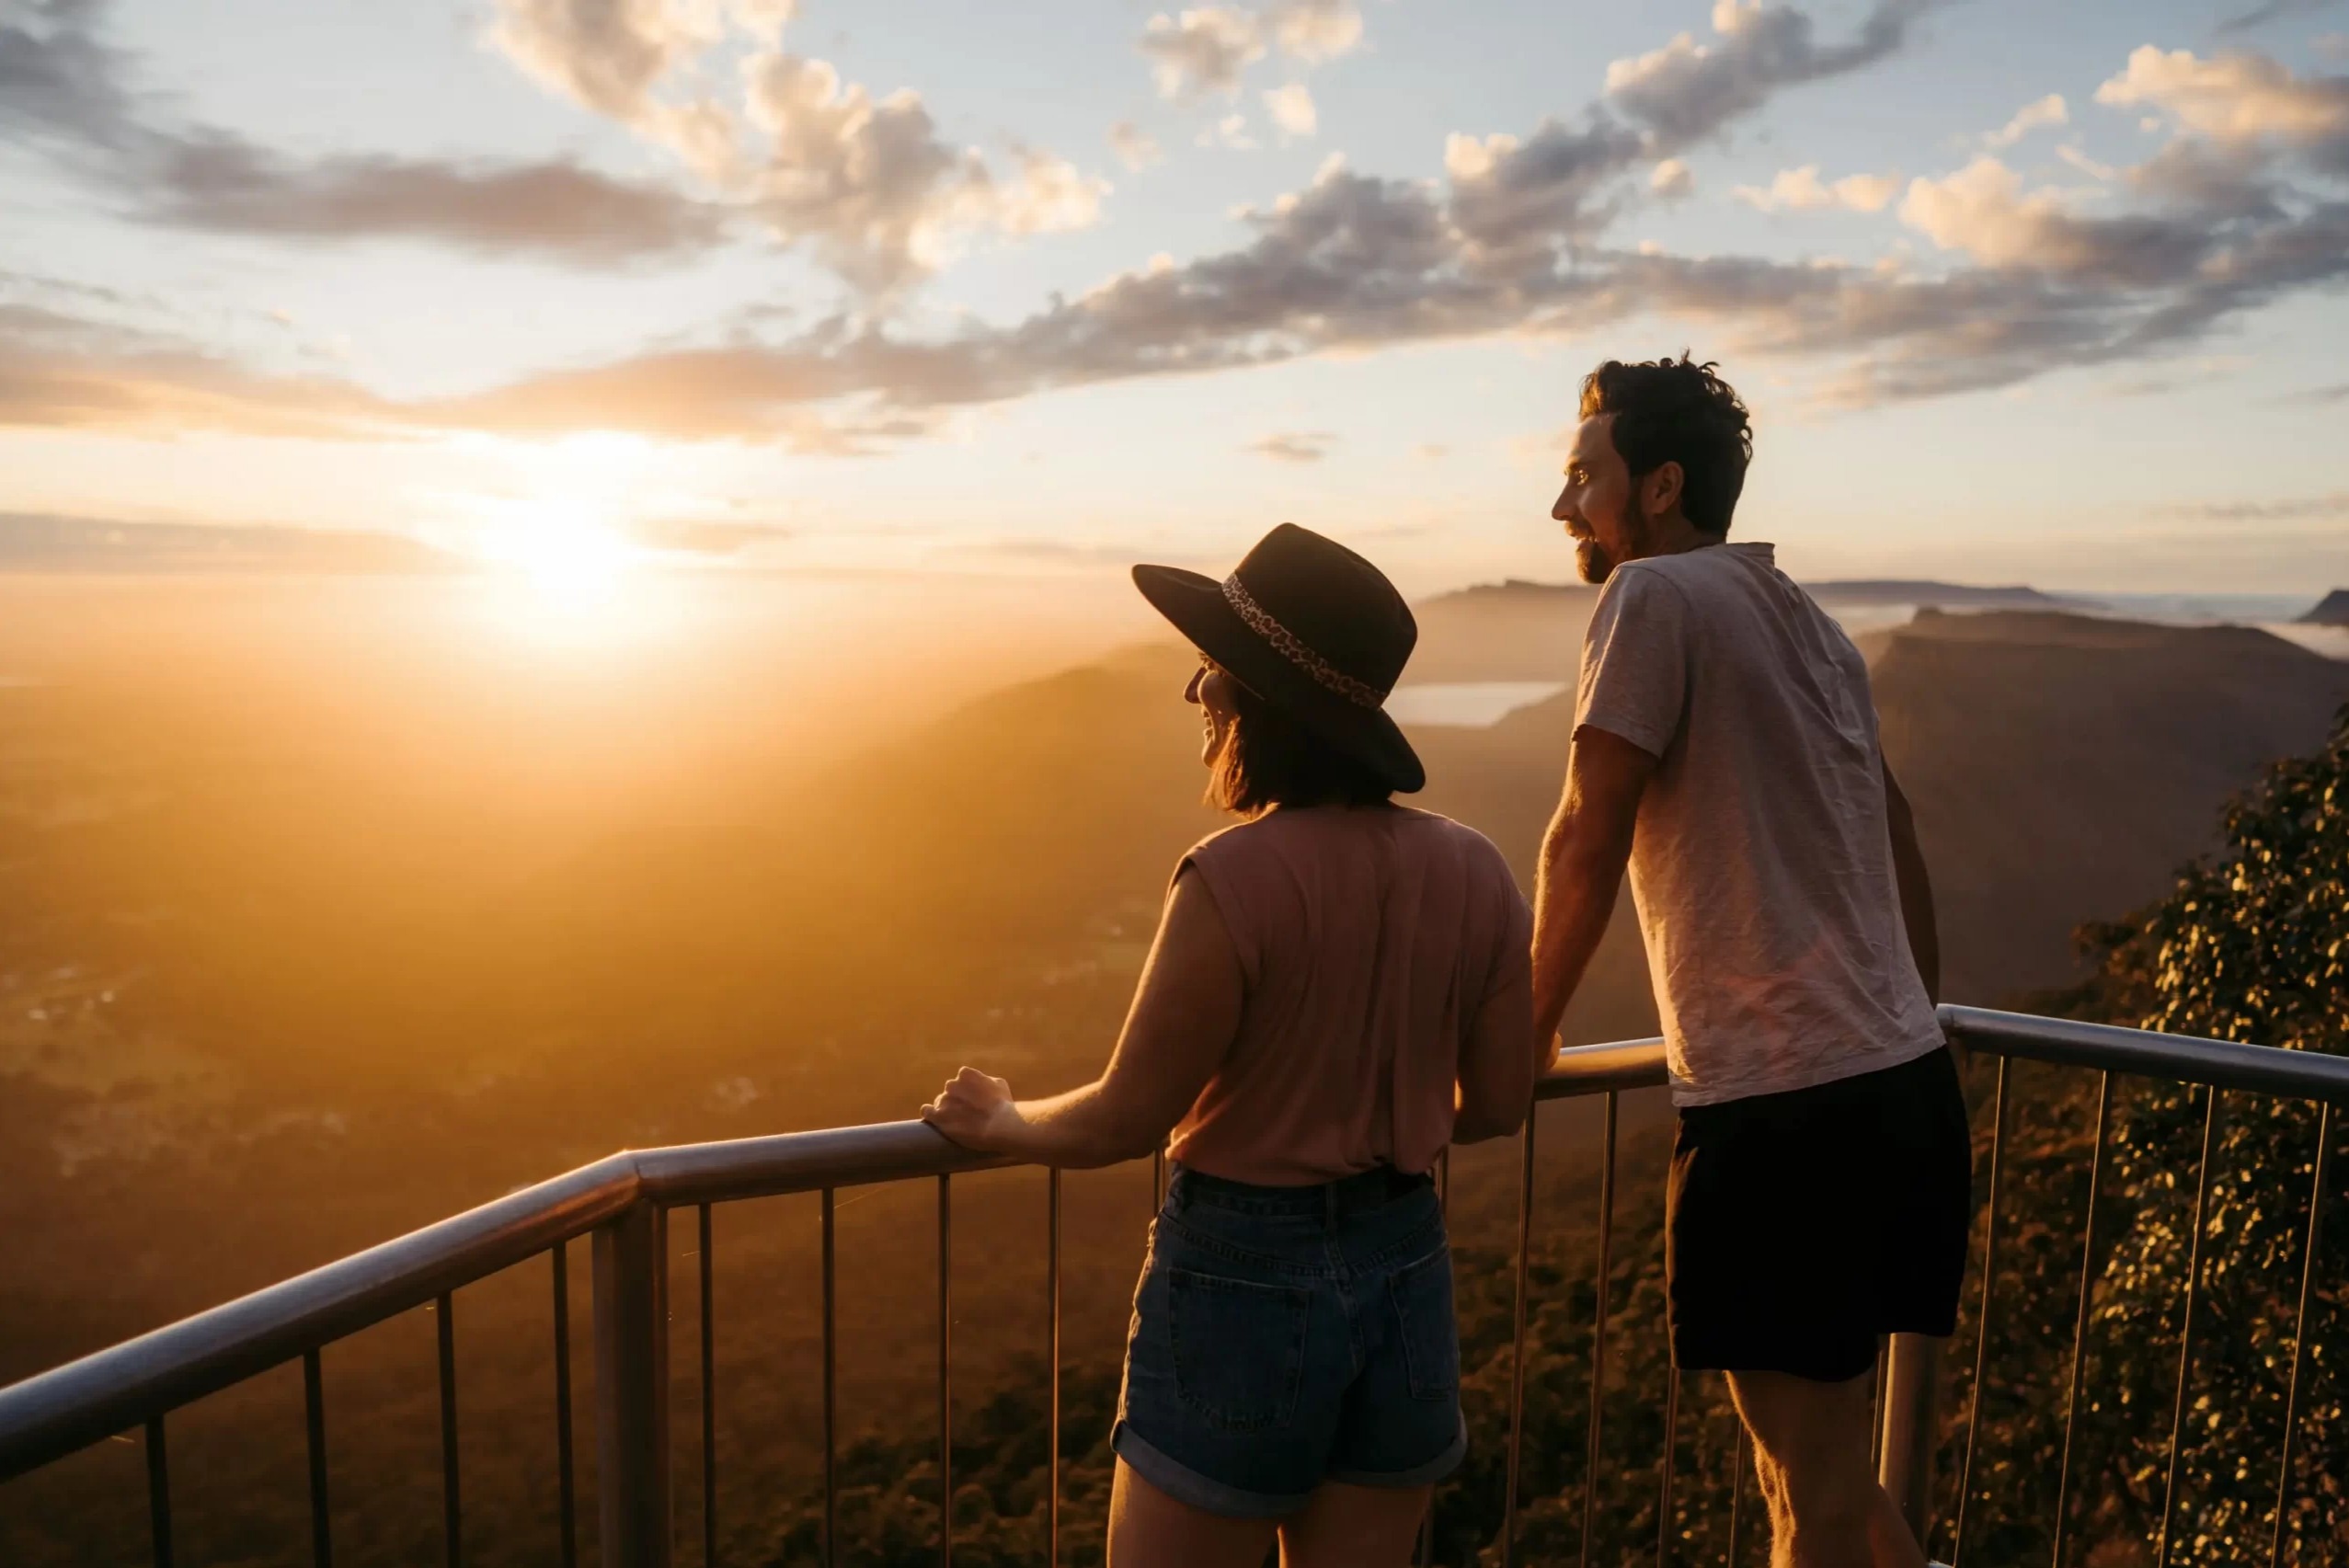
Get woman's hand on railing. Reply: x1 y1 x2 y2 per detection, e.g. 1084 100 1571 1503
922 1067 1030 1153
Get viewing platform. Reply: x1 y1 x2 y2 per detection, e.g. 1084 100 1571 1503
1 1005 2342 1567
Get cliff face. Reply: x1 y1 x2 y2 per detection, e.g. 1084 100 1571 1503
2300 588 2349 625
1865 612 2349 999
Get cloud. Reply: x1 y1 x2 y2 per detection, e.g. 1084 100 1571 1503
0 0 728 263
1267 0 1364 63
2218 0 2344 33
1650 157 1694 199
1441 118 1647 267
1602 0 1941 150
2096 46 2349 165
2156 491 2349 520
1200 111 1257 149
1734 164 1901 212
1985 93 2068 148
16 19 2347 453
143 138 729 259
1895 157 2224 285
1141 7 1265 98
1263 83 1317 138
1250 430 1338 462
486 0 1109 294
0 300 395 439
628 516 796 555
994 148 1110 236
489 0 715 125
2057 143 2117 179
1109 121 1164 170
1139 0 1363 100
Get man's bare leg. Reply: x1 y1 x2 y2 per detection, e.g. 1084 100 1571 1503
1726 1369 1927 1568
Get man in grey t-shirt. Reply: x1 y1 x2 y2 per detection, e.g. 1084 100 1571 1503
1528 355 1968 1568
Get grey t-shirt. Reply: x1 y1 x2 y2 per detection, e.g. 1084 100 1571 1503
1574 541 1942 1105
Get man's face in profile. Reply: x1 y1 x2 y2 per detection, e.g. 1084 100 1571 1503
1551 413 1648 585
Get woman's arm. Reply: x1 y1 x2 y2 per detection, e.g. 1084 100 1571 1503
922 868 1242 1167
1452 943 1537 1144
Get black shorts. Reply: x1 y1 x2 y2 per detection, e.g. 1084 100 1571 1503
1667 1046 1972 1384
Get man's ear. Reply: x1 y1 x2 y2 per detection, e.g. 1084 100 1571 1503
1643 459 1684 519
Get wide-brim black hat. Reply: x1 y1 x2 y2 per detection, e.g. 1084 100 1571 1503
1133 522 1426 794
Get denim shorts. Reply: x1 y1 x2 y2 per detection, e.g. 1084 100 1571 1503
1111 1162 1467 1518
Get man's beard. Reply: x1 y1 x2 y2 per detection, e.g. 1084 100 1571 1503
1574 510 1649 584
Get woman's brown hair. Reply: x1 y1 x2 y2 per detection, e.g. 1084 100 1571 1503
1205 666 1393 815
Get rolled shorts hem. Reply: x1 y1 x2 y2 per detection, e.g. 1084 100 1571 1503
1673 1336 1882 1385
1325 1412 1469 1489
1111 1420 1312 1519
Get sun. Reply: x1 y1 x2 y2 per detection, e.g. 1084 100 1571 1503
505 516 633 612
470 505 645 639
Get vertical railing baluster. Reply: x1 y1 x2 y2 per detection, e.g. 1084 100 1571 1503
2050 1070 2114 1568
1579 1092 1619 1568
938 1173 953 1568
145 1413 172 1568
1727 1424 1748 1568
1953 1054 2011 1567
2267 1099 2335 1568
592 1201 671 1568
1503 1107 1537 1568
438 1290 462 1568
699 1204 716 1568
821 1188 838 1568
553 1242 578 1568
2155 1087 2222 1568
1047 1168 1061 1568
1870 1340 1887 1475
1655 1368 1679 1568
304 1346 332 1568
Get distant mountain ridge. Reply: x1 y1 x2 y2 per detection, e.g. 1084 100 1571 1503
1803 579 2081 607
1412 576 2076 612
1405 574 2081 683
2301 589 2349 625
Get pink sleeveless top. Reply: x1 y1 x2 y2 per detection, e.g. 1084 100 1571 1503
1167 804 1532 1185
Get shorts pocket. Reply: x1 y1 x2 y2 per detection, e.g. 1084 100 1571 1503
1167 1267 1310 1433
1386 1246 1460 1402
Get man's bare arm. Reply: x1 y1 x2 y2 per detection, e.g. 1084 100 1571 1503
1531 726 1656 1065
1883 761 1941 1005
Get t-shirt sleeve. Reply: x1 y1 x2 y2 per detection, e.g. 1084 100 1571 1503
1174 833 1261 990
1574 567 1689 759
1484 858 1533 1004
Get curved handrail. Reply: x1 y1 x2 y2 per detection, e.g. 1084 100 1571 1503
1941 1004 2349 1102
5 1013 2343 1483
0 1039 1667 1480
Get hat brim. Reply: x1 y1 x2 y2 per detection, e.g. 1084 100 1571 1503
1132 563 1426 795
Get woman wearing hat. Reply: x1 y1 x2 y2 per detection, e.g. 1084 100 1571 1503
922 525 1536 1565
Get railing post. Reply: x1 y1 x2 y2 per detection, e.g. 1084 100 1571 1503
594 1201 670 1568
1877 1332 1939 1544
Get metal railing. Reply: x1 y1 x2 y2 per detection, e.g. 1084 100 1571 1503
0 1005 2342 1567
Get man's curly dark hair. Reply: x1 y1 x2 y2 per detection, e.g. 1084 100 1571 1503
1578 353 1754 535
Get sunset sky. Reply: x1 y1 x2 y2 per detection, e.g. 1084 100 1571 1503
5 0 2348 596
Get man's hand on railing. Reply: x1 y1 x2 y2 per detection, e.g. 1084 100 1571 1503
922 1067 1028 1153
